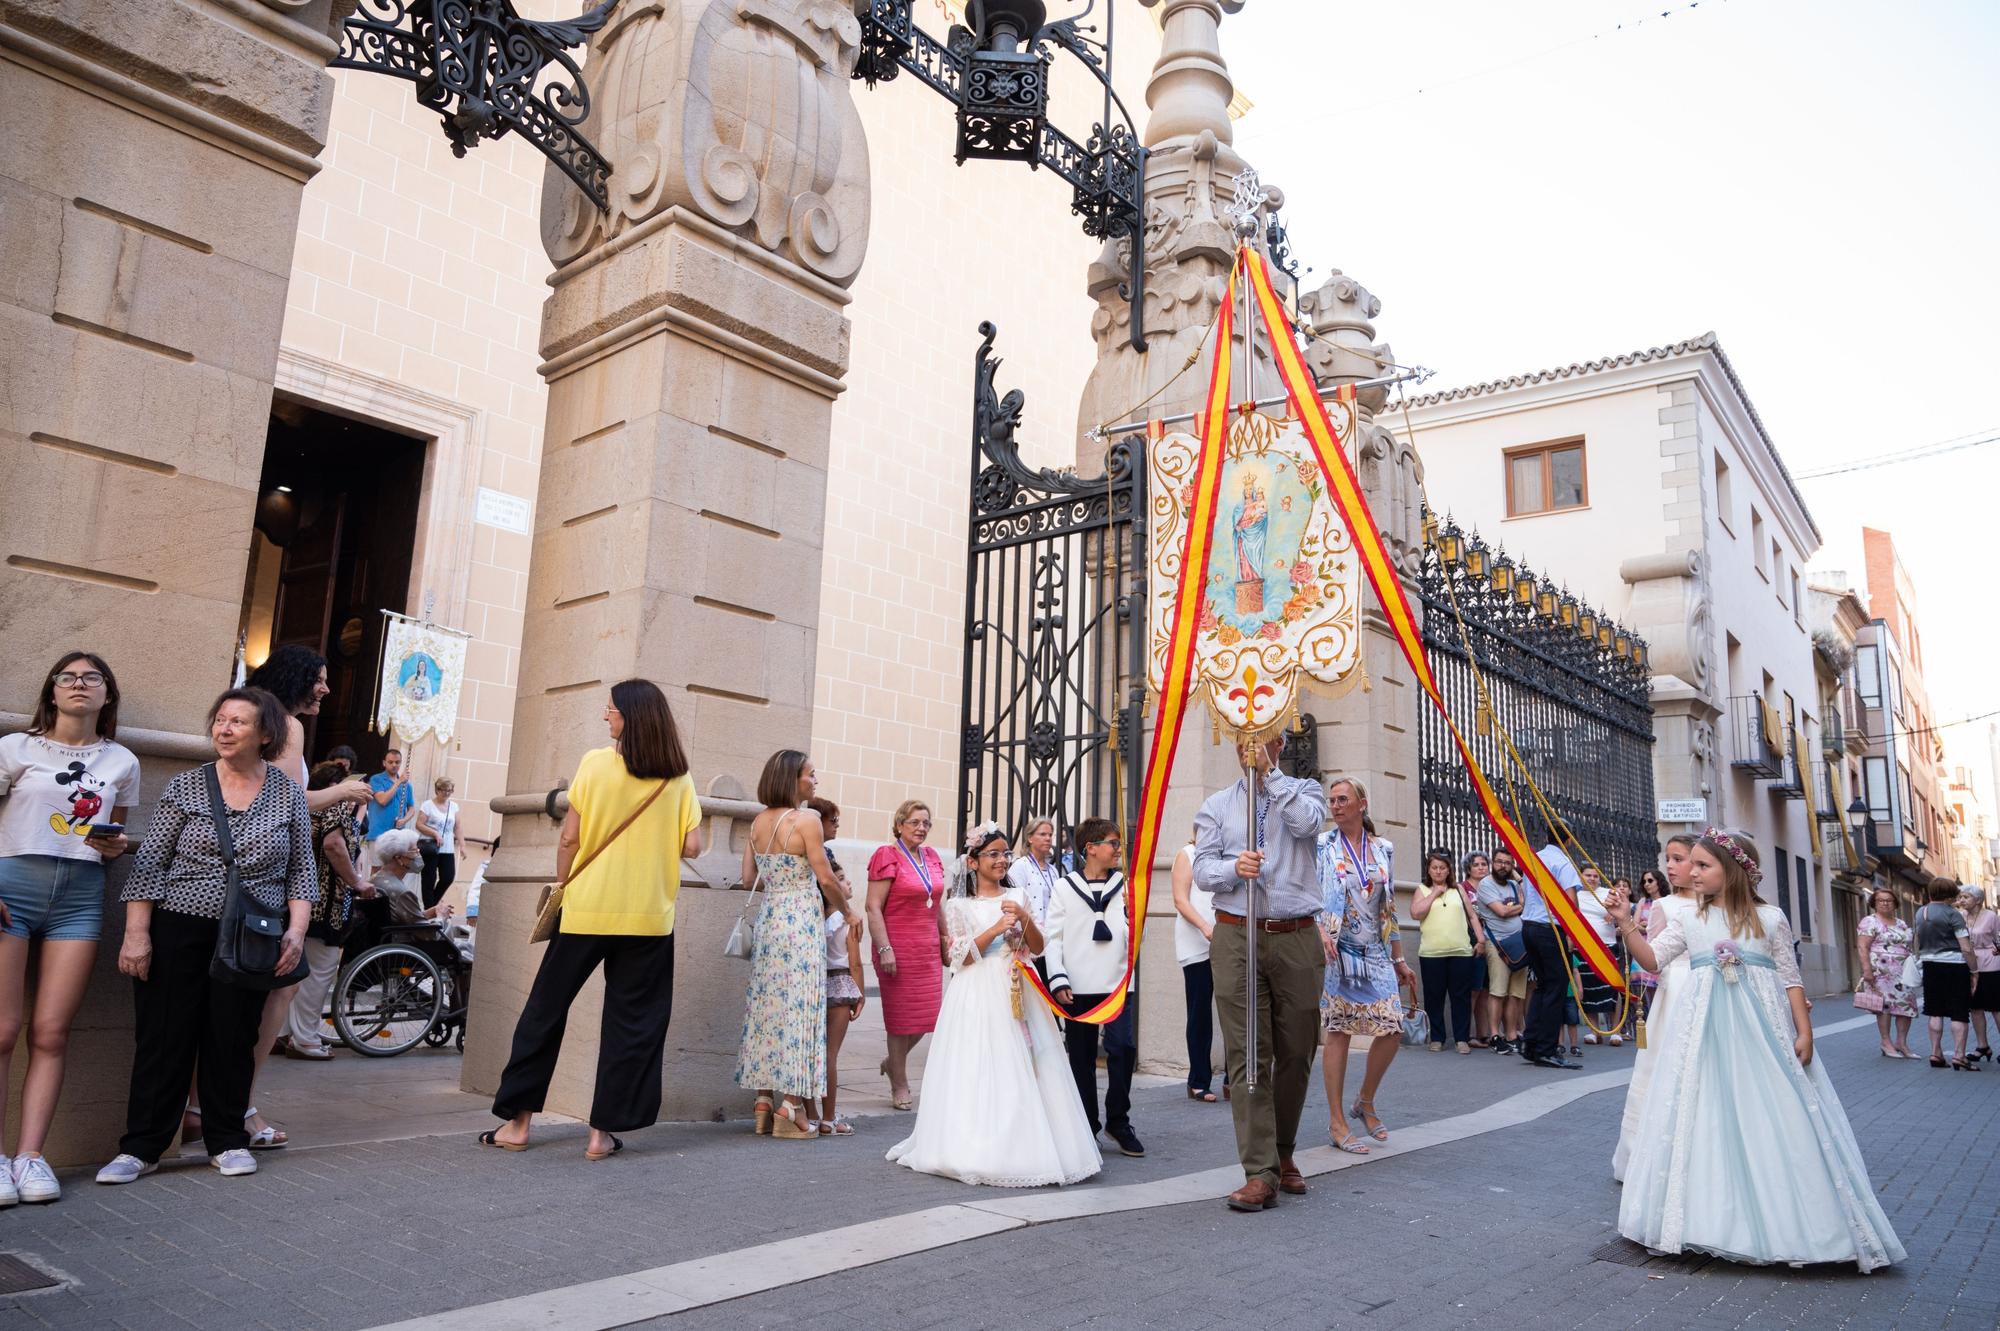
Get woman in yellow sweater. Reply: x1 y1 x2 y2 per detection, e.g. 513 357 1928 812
482 680 701 1160
1413 848 1488 1054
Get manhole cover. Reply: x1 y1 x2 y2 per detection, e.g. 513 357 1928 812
0 1253 61 1295
1590 1238 1712 1273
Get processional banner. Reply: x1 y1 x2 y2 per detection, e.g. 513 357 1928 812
373 613 470 747
1145 409 1365 736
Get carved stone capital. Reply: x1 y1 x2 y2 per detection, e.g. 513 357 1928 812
542 0 871 285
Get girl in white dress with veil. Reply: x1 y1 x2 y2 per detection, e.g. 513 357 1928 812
1607 829 1905 1272
886 824 1102 1188
1610 834 1696 1183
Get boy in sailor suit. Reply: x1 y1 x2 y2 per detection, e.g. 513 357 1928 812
1046 816 1144 1158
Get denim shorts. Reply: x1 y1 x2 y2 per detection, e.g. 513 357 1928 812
0 854 107 942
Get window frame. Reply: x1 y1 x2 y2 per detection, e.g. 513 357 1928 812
1503 438 1589 518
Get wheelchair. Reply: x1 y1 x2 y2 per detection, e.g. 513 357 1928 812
330 918 472 1057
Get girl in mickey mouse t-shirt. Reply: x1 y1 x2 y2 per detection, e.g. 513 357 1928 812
0 652 141 1204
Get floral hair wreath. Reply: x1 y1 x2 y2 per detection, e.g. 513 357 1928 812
1702 826 1763 886
948 820 1008 895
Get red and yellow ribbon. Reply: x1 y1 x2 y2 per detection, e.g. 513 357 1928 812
1241 245 1622 987
1014 261 1243 1024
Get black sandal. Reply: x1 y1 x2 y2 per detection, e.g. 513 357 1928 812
1187 1087 1218 1103
1929 1056 1949 1068
478 1130 528 1152
1952 1058 1980 1071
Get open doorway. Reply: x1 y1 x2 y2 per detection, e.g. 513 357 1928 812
238 400 426 769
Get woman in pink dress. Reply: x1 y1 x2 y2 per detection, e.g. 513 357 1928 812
866 800 947 1110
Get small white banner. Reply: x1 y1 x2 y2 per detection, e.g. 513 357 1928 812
374 614 470 747
1657 798 1708 823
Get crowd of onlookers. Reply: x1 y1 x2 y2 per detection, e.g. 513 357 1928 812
4 651 1992 1203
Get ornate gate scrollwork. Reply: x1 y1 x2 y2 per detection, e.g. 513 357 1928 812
959 323 1144 848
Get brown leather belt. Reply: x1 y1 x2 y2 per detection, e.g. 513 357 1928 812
1215 910 1316 934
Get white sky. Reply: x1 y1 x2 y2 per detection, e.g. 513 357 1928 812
1225 0 2000 795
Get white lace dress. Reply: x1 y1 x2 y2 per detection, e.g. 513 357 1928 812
1619 904 1906 1272
885 889 1102 1188
1611 893 1695 1182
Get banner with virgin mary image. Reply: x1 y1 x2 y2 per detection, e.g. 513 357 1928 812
373 612 470 747
1146 406 1366 738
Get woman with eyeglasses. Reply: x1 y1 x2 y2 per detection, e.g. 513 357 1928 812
0 653 141 1204
866 800 948 1111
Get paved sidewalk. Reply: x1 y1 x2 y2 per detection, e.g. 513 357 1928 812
0 1002 1990 1330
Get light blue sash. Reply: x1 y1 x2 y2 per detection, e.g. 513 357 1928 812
1689 949 1777 972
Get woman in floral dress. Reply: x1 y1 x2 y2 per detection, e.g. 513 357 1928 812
734 751 848 1139
1856 885 1918 1058
1317 778 1416 1155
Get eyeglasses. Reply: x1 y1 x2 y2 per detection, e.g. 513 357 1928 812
1090 839 1122 851
905 819 932 829
54 672 106 688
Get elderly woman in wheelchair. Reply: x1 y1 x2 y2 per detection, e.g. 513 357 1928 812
333 828 472 1055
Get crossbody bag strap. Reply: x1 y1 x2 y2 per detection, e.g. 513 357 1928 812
562 777 669 888
203 762 239 870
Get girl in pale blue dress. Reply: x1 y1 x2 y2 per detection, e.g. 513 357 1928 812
1608 829 1905 1272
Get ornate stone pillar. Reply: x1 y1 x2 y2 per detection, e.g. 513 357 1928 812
465 0 871 1122
0 0 346 1164
1092 1 1425 1075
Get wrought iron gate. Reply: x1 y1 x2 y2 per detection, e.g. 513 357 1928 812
957 324 1145 849
1417 516 1658 878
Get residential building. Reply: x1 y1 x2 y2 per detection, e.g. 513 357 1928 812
1397 334 1844 990
1853 528 1952 901
1945 766 1997 893
1807 574 1873 983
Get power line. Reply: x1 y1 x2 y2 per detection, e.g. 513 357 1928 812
1863 707 2000 745
1236 0 1729 131
1797 427 2000 480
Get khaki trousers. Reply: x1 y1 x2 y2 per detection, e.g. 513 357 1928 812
1209 920 1325 1187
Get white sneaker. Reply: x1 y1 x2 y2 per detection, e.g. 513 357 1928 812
95 1154 157 1185
1609 1033 1625 1047
12 1154 59 1203
0 1156 16 1206
210 1148 258 1177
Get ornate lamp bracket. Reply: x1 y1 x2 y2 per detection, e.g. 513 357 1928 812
853 0 1150 351
332 0 621 212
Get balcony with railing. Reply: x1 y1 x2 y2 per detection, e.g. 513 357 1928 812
1730 696 1786 779
1774 724 1809 801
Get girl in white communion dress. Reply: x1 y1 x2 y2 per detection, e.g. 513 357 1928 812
885 824 1101 1188
1608 828 1905 1273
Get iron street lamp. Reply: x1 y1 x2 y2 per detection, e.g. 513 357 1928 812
853 0 1151 349
1847 795 1875 869
332 1 623 210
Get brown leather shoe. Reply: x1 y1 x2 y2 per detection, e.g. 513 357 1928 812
1226 1177 1278 1212
1278 1158 1308 1195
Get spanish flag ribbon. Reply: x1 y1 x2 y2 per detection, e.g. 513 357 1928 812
1014 259 1244 1024
1242 245 1623 988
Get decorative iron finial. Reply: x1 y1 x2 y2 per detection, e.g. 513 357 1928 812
1227 167 1267 241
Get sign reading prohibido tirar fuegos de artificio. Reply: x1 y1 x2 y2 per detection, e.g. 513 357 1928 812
1146 406 1366 739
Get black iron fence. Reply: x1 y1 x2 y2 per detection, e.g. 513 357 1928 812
956 324 1145 849
1417 515 1658 880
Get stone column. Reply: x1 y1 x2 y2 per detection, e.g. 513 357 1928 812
1086 1 1424 1076
0 0 344 1163
463 0 871 1123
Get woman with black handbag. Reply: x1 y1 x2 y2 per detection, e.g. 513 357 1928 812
96 688 316 1185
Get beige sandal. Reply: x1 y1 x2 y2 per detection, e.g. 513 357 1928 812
752 1096 774 1136
771 1098 817 1140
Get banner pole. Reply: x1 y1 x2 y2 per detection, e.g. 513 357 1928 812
1242 746 1260 1093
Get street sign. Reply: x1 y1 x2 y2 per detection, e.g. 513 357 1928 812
1657 799 1707 823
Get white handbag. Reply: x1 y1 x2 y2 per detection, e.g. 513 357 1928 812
722 809 789 959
